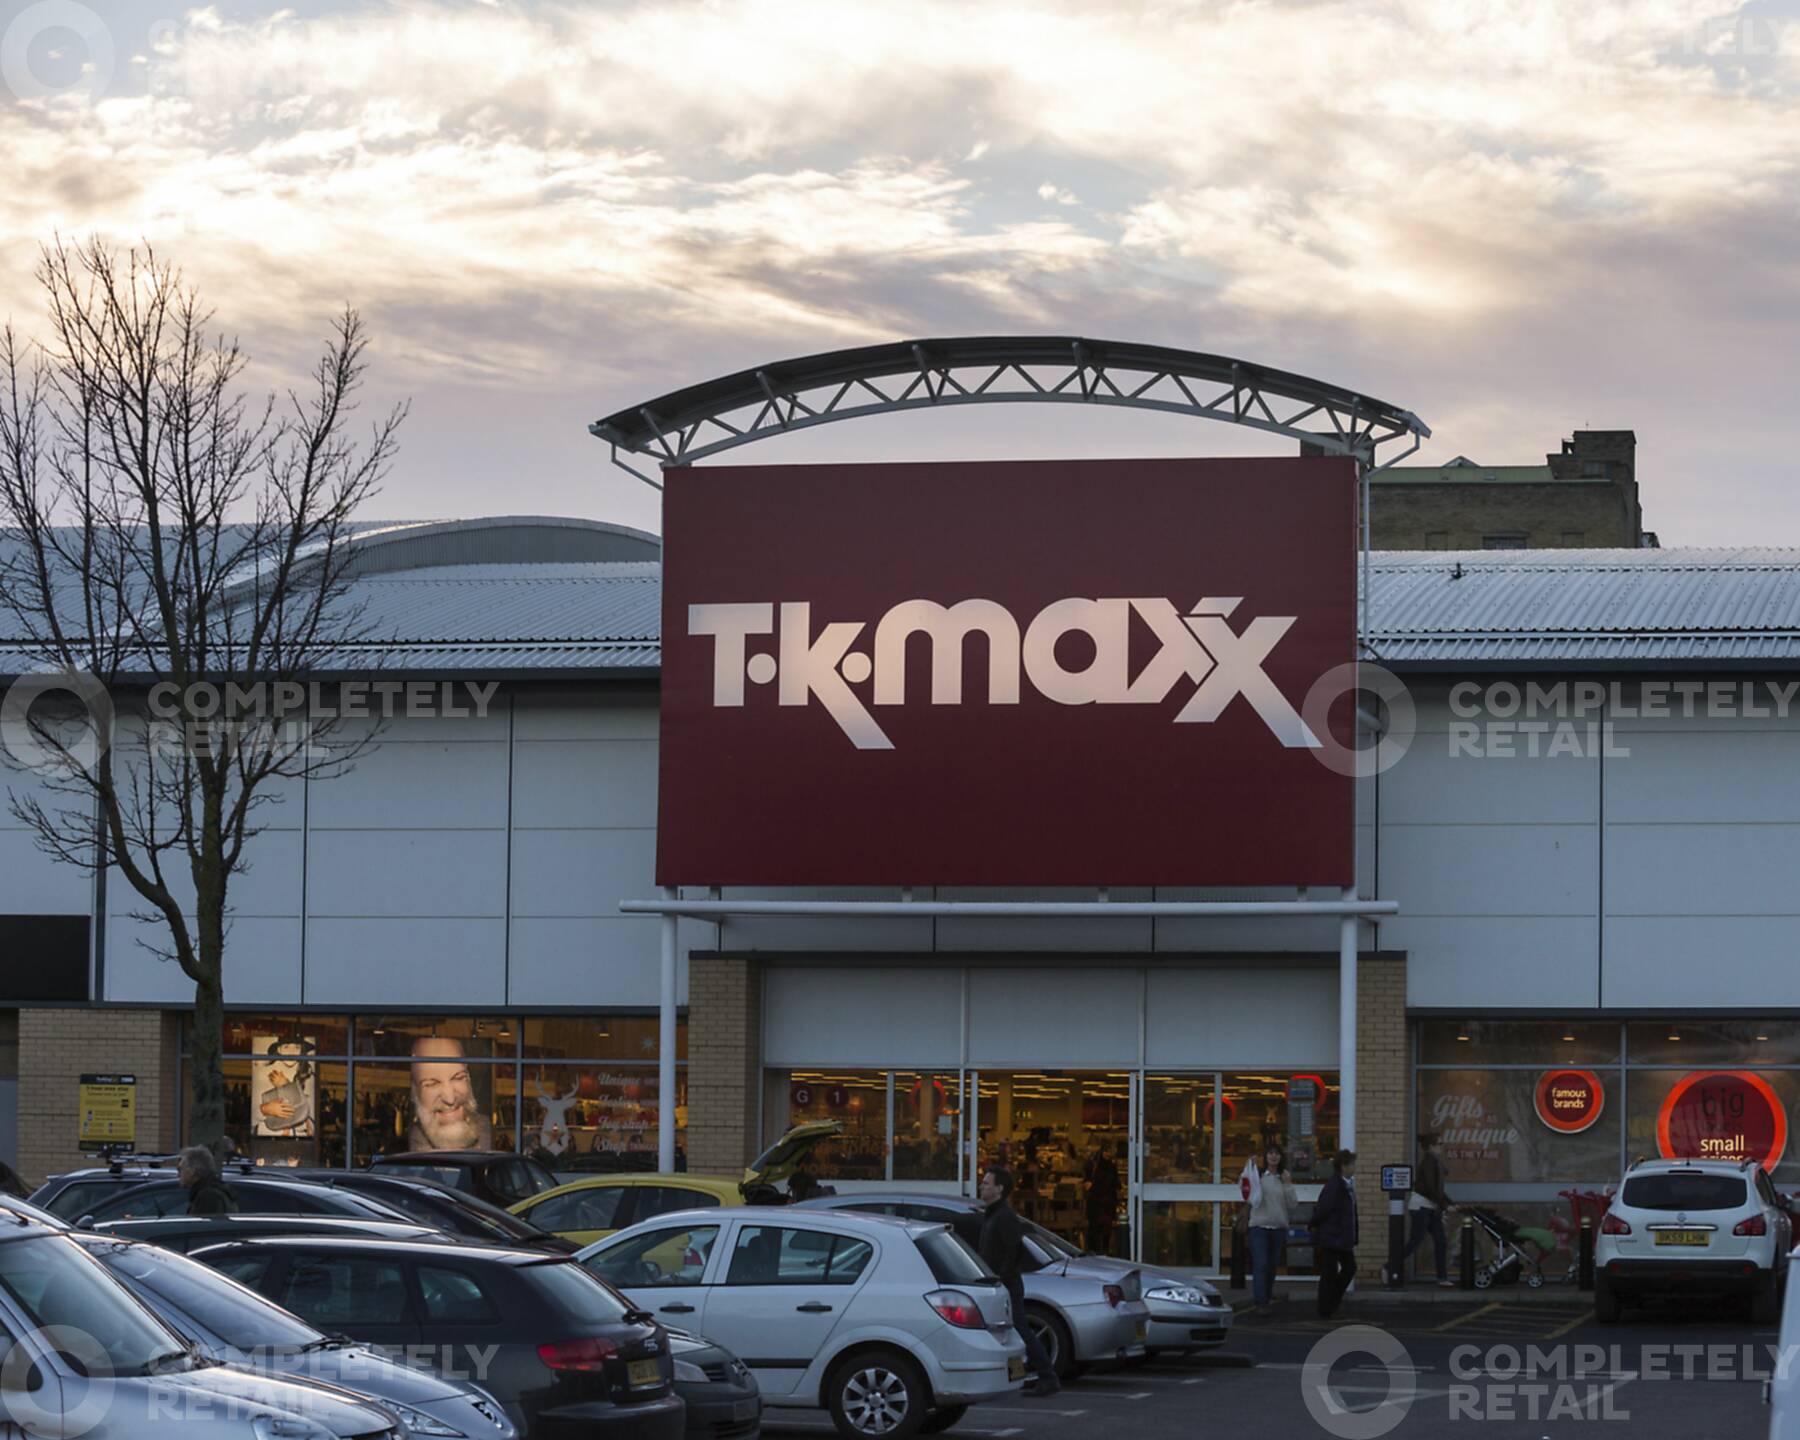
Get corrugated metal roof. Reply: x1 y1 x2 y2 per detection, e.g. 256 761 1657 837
347 562 660 645
1365 549 1800 665
12 544 1800 677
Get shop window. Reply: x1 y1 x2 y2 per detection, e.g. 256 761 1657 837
522 1015 687 1063
221 1014 349 1058
524 1066 686 1174
1625 1021 1800 1067
1416 1067 1620 1185
1625 1068 1800 1186
1144 1074 1215 1183
1418 1021 1620 1066
891 1073 960 1181
354 1017 515 1059
1219 1072 1340 1185
780 1072 889 1181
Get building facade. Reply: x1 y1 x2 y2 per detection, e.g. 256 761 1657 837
1369 429 1652 550
4 521 1798 1283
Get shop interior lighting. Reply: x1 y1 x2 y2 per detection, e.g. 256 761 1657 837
1668 1031 1681 1042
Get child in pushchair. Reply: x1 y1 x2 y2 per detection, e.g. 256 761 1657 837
1466 1206 1559 1289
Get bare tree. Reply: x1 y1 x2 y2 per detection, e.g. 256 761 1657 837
0 239 404 1150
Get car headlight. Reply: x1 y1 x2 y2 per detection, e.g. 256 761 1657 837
674 1358 709 1384
1144 1284 1206 1306
387 1400 468 1437
251 1416 337 1440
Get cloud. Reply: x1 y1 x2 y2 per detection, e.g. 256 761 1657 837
0 0 1795 538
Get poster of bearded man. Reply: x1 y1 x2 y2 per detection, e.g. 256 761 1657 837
407 1036 495 1150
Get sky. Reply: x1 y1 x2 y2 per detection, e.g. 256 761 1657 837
2 0 1798 542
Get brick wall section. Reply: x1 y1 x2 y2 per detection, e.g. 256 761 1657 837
1354 951 1409 1282
686 956 762 1175
17 1008 181 1188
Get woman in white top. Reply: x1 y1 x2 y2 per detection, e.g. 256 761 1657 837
1246 1145 1296 1308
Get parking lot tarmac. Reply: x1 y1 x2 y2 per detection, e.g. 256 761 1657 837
765 1294 1774 1439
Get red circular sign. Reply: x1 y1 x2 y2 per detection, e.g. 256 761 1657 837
1657 1070 1788 1172
1535 1069 1605 1134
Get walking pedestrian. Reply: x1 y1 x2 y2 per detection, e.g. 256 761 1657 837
1309 1149 1359 1319
978 1166 1061 1397
1389 1131 1456 1287
177 1145 235 1217
1245 1144 1296 1309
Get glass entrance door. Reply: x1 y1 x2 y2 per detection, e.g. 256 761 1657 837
969 1071 1132 1256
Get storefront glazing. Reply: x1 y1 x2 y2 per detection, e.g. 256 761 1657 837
189 1013 688 1172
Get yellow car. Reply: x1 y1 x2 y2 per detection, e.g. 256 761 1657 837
509 1120 843 1247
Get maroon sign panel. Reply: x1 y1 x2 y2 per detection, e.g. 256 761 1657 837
657 457 1357 886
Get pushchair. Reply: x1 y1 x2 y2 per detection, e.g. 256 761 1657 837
1466 1206 1557 1289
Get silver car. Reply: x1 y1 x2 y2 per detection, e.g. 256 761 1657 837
78 1232 518 1440
0 1216 401 1438
797 1194 1161 1377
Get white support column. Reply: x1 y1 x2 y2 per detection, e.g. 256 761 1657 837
1339 884 1358 1152
658 884 678 1173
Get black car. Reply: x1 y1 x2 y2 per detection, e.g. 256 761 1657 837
94 1212 446 1253
287 1169 578 1253
73 1176 416 1226
32 1159 190 1218
369 1150 560 1208
193 1234 686 1439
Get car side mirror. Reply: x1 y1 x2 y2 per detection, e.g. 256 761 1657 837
74 1214 95 1231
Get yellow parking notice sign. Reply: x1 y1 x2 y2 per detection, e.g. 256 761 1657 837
78 1073 137 1153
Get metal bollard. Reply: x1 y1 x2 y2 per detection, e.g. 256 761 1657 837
1230 1225 1247 1291
1459 1216 1477 1289
1577 1216 1594 1291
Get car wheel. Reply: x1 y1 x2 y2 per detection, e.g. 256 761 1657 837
919 1405 969 1434
828 1349 930 1439
1752 1269 1781 1326
1594 1277 1621 1324
1026 1306 1077 1381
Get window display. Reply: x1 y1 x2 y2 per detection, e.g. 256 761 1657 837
190 1013 685 1173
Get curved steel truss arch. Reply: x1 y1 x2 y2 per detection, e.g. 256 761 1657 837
591 336 1429 486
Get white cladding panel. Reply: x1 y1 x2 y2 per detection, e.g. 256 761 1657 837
303 917 507 1006
1381 693 1600 1009
1145 967 1338 1067
1601 718 1800 1007
967 968 1140 1068
763 966 962 1067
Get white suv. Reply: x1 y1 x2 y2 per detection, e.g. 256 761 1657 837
1594 1157 1792 1323
577 1205 1026 1437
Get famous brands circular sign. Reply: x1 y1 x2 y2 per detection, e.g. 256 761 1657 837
1657 1070 1788 1172
1534 1069 1605 1134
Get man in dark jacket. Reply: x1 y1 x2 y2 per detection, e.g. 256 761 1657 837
1308 1149 1359 1319
978 1166 1060 1397
177 1146 235 1217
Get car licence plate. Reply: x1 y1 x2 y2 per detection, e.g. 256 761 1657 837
627 1358 662 1388
1008 1356 1027 1382
1136 1321 1148 1342
1653 1230 1709 1246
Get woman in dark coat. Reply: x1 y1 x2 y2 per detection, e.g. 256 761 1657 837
1309 1149 1359 1319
